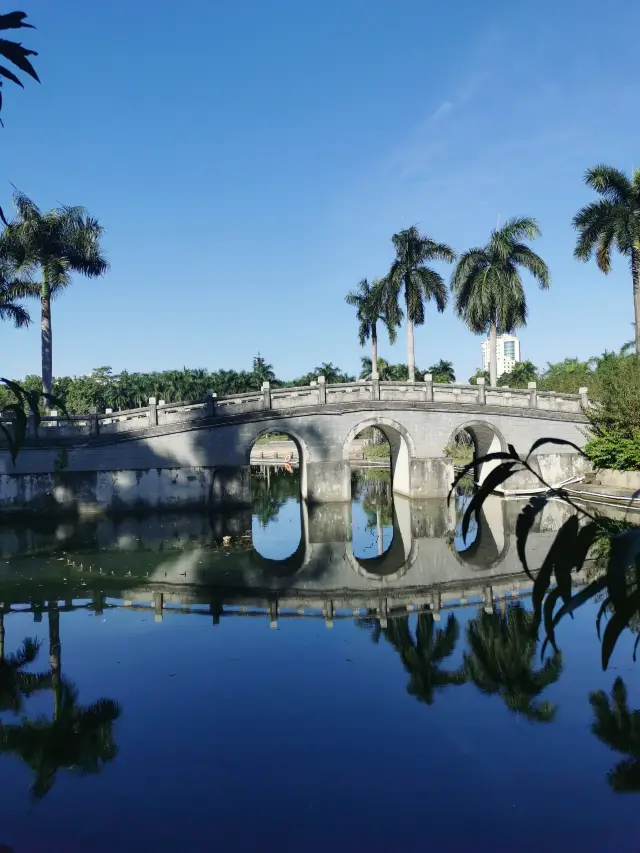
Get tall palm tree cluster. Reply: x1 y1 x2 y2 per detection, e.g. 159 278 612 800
347 166 640 387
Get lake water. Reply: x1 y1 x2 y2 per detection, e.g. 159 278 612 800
0 466 639 852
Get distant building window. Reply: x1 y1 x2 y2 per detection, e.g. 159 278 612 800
503 342 515 358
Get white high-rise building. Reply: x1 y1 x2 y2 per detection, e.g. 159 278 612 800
481 333 521 378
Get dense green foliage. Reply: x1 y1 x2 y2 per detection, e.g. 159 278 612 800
584 353 640 470
0 358 357 414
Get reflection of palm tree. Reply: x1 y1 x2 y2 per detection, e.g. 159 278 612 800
0 606 121 799
251 468 300 527
590 677 640 792
464 604 562 722
0 619 50 714
376 613 466 705
0 680 120 799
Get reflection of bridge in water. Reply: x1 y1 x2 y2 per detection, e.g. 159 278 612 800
0 496 590 627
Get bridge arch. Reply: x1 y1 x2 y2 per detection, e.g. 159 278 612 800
448 419 507 485
247 426 311 500
342 417 416 497
347 494 418 581
453 494 509 570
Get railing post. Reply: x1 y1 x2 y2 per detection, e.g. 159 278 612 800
528 381 537 408
148 397 157 427
262 381 271 410
317 375 326 404
423 373 434 402
476 377 486 405
579 386 588 408
372 378 380 401
154 592 164 623
431 591 441 621
27 410 37 438
483 586 493 613
206 389 216 417
89 406 99 436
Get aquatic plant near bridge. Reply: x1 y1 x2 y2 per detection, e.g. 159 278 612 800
451 217 550 388
450 437 640 670
346 278 397 381
573 164 640 355
382 226 455 383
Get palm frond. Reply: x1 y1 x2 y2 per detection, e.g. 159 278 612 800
584 164 632 203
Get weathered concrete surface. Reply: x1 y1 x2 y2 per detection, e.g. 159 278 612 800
0 401 588 510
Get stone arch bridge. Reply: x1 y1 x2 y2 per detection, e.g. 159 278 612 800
0 377 590 513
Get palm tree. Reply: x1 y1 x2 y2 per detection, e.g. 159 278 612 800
252 354 276 387
427 359 456 383
383 226 455 383
0 11 39 126
359 356 392 380
464 603 562 723
345 278 397 380
497 359 538 388
573 165 640 355
0 604 120 799
0 679 120 799
590 677 640 792
1 191 109 397
0 626 51 715
451 217 550 387
373 613 466 705
0 258 35 328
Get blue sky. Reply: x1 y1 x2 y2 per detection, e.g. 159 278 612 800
0 0 638 383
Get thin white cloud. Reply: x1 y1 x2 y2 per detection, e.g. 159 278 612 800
430 100 453 122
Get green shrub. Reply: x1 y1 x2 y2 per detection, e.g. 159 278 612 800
363 444 390 460
583 354 640 471
584 429 640 471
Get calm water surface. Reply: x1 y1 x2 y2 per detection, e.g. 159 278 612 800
0 467 639 852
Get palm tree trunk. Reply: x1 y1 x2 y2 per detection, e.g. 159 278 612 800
632 246 640 355
41 272 53 400
371 322 379 380
48 604 61 721
406 292 415 383
489 318 498 388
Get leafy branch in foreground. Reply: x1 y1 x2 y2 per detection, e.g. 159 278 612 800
0 378 65 463
448 438 640 670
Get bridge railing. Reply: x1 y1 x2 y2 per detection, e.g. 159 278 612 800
2 375 587 442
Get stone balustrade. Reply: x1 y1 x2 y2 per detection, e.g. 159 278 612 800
10 374 587 441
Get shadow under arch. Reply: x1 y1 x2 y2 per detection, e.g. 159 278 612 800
246 426 311 501
342 417 416 497
448 419 508 485
453 494 510 570
347 495 418 582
